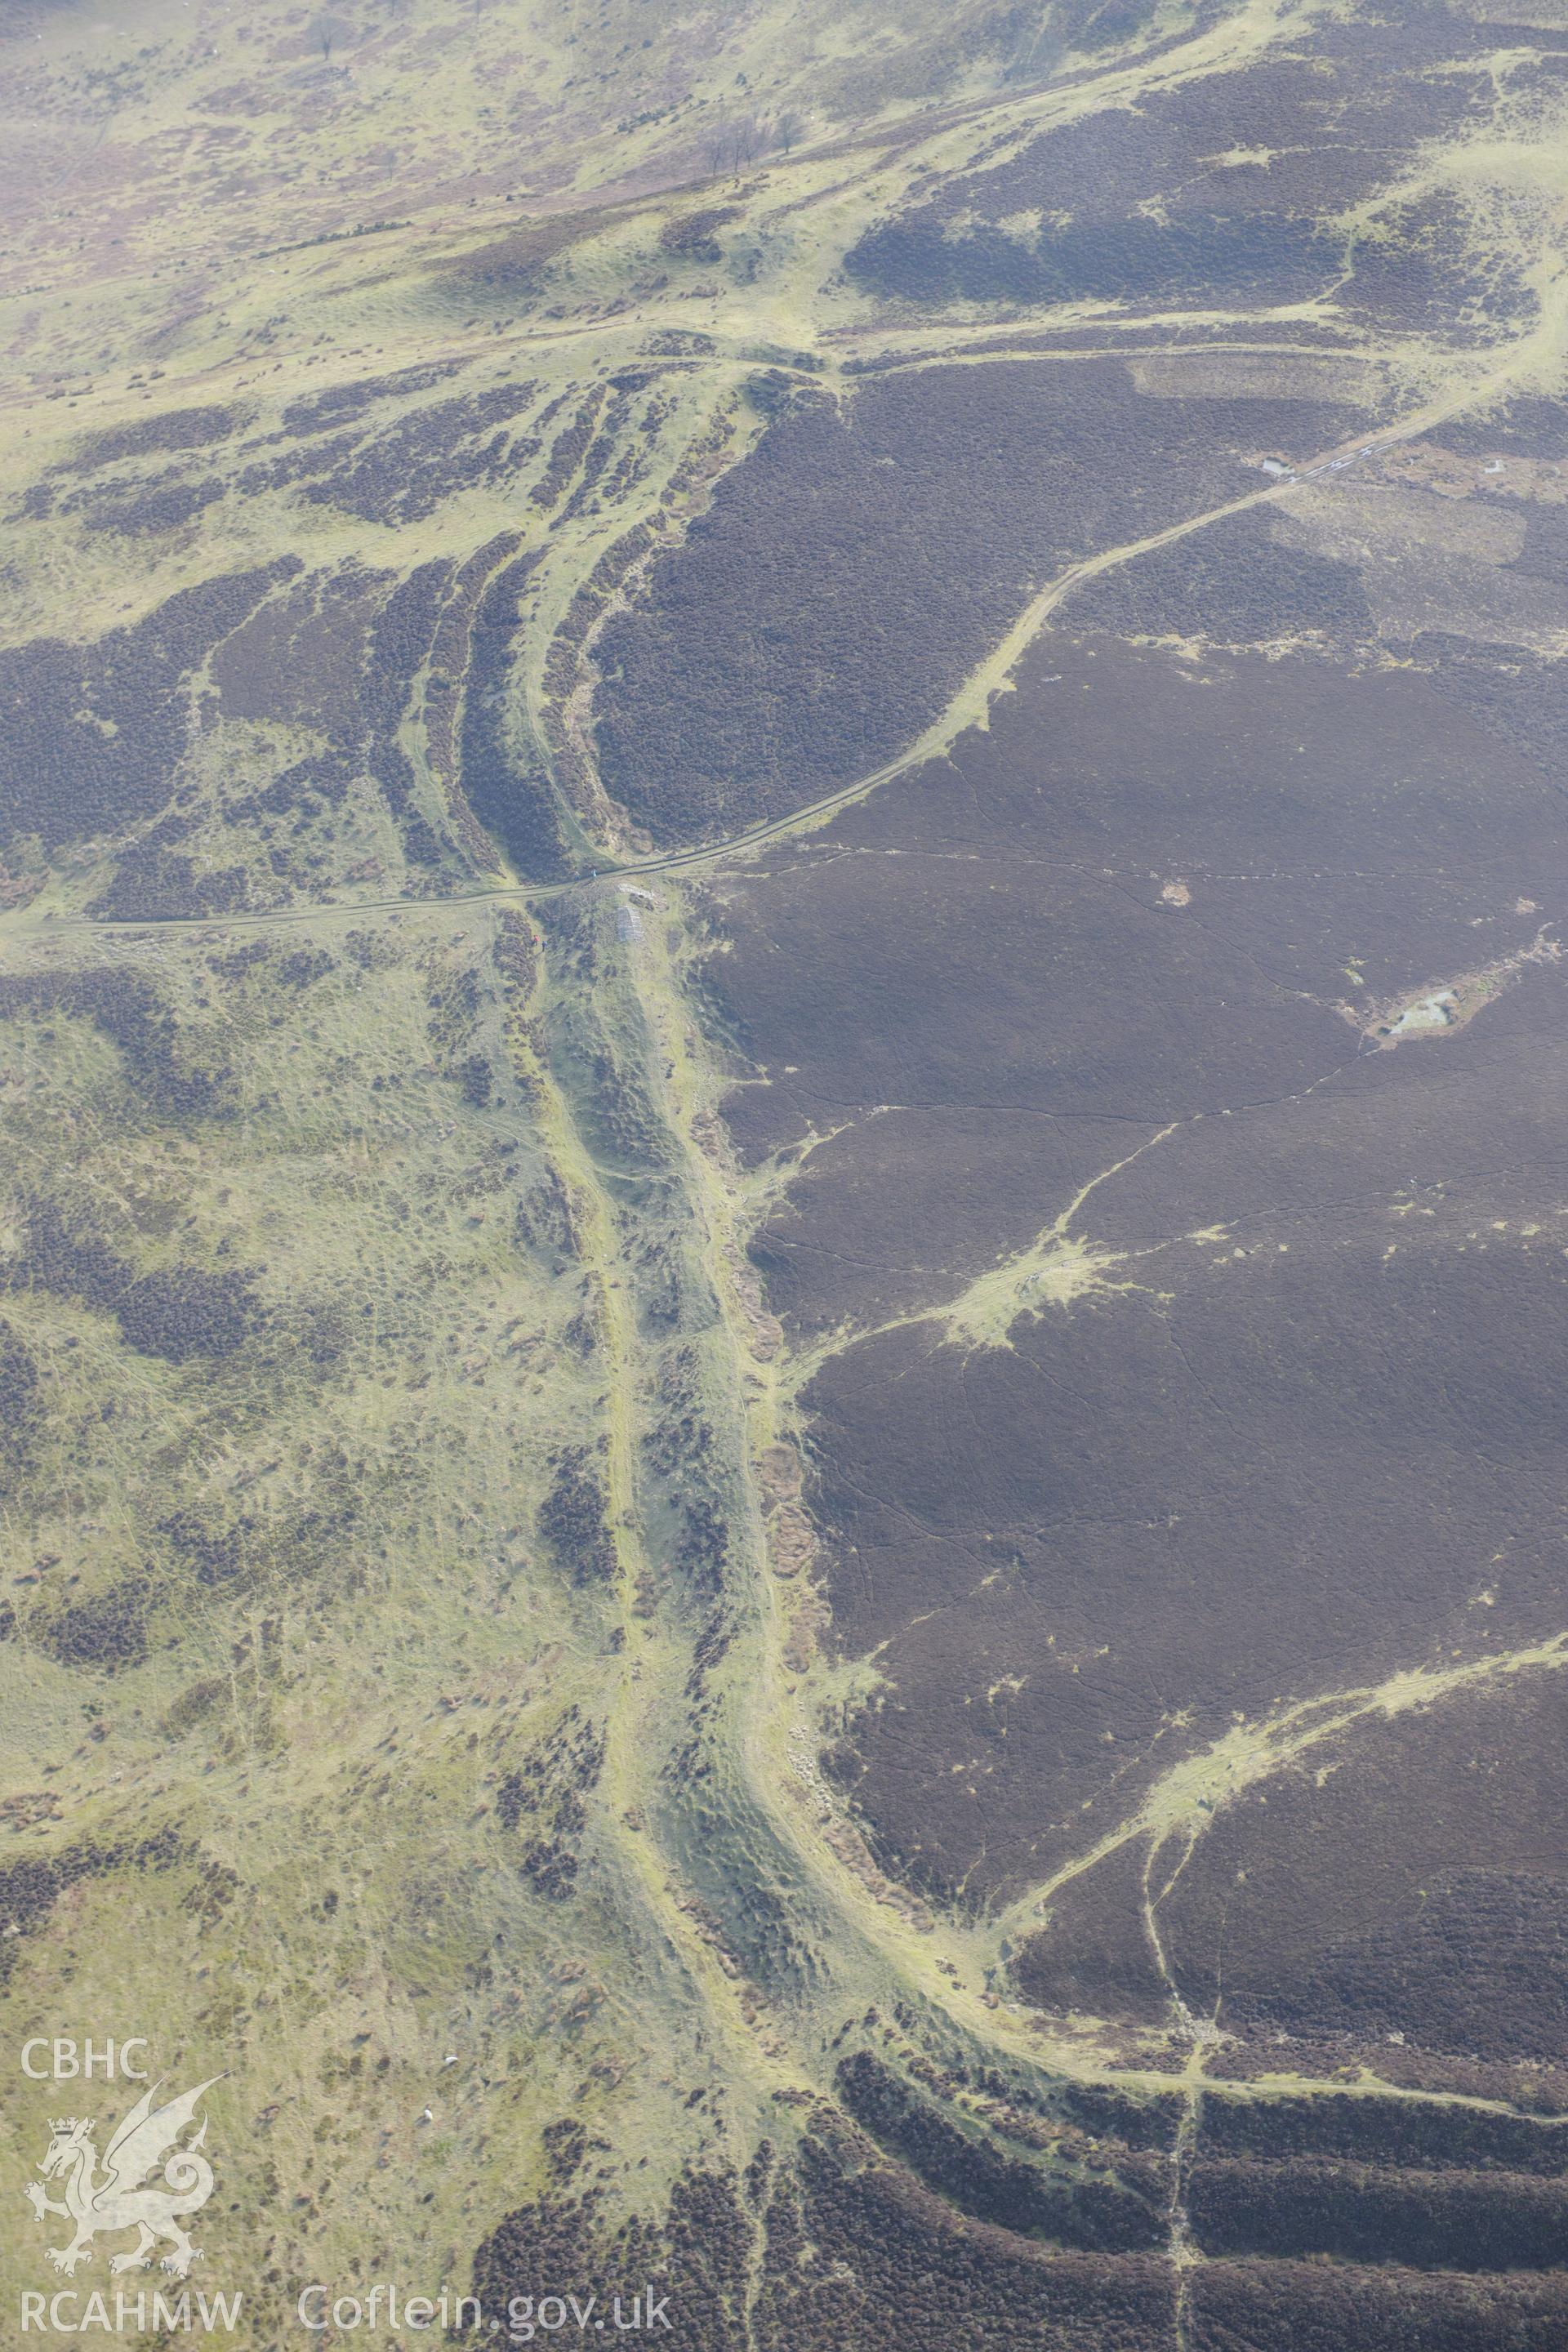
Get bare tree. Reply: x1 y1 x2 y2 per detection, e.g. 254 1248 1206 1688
705 115 766 180
775 110 804 156
310 12 349 61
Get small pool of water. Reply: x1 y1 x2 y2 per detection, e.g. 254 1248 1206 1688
1385 990 1456 1036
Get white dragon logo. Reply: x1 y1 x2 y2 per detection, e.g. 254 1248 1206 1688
23 2076 222 2279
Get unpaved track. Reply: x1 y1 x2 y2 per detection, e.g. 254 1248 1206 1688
38 306 1558 951
11 11 1568 2312
13 289 1568 2148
